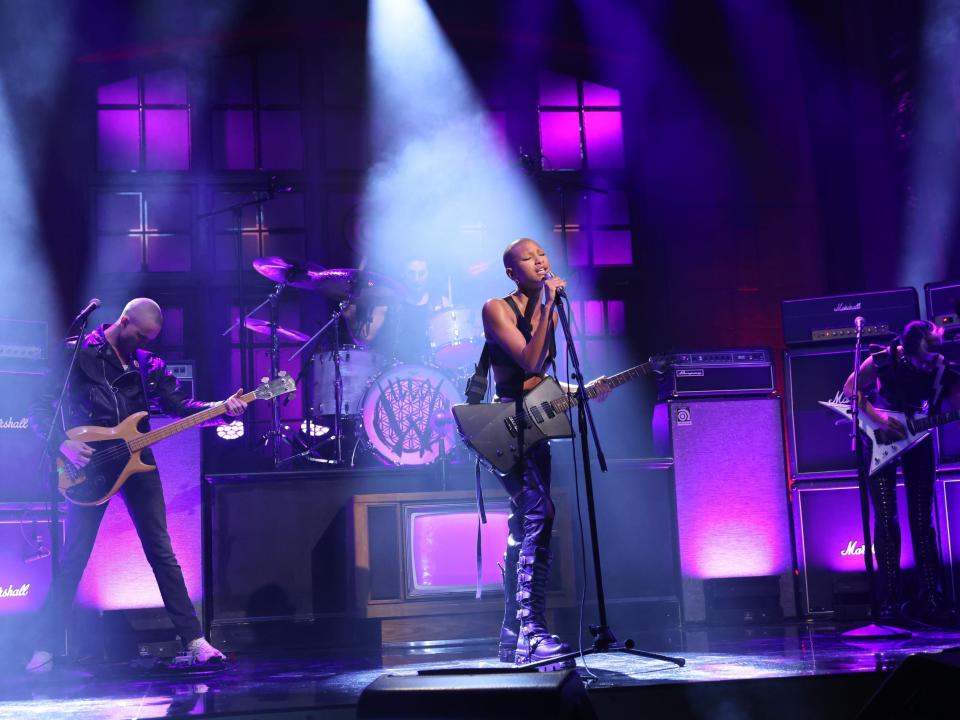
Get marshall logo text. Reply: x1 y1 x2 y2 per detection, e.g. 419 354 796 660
834 302 862 313
0 583 30 599
840 540 875 557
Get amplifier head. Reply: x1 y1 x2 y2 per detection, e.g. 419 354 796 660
782 287 919 347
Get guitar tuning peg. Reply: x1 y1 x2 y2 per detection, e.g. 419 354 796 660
260 376 269 384
279 370 288 376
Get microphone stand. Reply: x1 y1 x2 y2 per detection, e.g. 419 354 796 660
521 294 684 670
842 319 910 639
36 311 93 657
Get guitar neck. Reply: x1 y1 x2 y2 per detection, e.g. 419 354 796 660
551 362 654 414
911 408 960 433
128 389 259 452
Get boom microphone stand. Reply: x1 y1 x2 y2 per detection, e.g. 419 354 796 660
842 317 910 639
37 300 100 656
520 291 684 669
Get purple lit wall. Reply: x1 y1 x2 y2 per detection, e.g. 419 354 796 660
409 511 509 592
76 417 202 610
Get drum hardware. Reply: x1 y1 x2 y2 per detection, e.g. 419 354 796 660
428 306 483 370
243 318 310 344
289 269 402 466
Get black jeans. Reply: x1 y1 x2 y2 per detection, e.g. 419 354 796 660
35 470 201 651
869 436 941 606
499 443 554 558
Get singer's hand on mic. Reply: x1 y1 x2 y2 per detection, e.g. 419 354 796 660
60 439 94 468
543 274 566 305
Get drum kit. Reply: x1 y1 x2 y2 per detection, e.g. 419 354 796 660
239 256 484 468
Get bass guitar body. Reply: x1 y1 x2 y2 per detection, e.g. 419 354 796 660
55 411 153 506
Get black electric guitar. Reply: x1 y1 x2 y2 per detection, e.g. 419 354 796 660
56 374 296 506
452 360 665 476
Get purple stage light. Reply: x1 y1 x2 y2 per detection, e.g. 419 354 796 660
97 110 139 171
584 111 625 169
97 77 138 105
145 110 190 171
539 112 582 170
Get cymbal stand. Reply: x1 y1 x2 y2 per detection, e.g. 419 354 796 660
289 298 353 465
223 282 291 465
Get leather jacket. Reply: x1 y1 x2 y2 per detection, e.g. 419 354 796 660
30 324 215 451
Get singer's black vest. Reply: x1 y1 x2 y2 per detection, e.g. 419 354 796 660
488 296 555 399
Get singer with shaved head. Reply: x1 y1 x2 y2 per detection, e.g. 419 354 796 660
25 298 248 673
482 238 610 668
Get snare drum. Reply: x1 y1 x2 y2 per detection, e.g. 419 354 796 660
428 307 483 369
360 363 461 466
312 345 385 415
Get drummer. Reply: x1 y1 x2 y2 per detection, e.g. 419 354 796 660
345 257 449 362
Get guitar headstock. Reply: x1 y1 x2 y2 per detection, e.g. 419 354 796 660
255 372 296 400
648 354 674 375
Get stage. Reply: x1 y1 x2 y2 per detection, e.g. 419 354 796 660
2 621 957 719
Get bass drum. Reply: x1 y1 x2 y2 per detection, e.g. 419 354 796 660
360 363 461 466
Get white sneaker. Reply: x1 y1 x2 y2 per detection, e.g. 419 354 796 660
184 637 225 665
25 650 53 674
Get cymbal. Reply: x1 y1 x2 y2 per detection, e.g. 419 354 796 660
244 318 310 343
253 256 326 290
313 268 404 303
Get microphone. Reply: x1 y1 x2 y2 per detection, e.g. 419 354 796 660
543 271 566 299
73 298 101 326
854 316 865 332
518 147 540 176
268 176 293 197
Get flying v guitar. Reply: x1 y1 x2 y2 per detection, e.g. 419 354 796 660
56 374 296 506
819 399 960 475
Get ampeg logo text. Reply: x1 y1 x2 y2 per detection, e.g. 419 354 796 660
0 583 30 599
0 417 28 430
675 407 692 426
675 369 704 378
834 302 862 313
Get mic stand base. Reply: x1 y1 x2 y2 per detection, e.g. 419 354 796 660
517 624 684 671
841 623 911 640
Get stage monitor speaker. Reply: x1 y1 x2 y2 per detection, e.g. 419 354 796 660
858 648 960 719
652 397 795 623
357 670 596 720
784 346 861 478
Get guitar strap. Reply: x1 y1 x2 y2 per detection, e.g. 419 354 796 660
464 343 492 599
931 355 947 413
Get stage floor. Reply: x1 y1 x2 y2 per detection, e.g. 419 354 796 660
2 621 958 719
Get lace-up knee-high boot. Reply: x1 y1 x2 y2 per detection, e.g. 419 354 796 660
498 541 521 662
514 548 572 669
870 473 902 618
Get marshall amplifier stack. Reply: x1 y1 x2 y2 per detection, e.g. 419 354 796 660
656 348 774 400
781 288 922 616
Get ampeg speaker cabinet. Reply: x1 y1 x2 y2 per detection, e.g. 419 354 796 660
925 280 960 339
782 287 919 346
785 346 861 478
652 397 795 623
792 480 917 616
656 349 774 400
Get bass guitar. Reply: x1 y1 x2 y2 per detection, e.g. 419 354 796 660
819 399 960 475
56 373 296 506
452 360 664 476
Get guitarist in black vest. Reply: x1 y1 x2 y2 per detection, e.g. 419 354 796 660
843 320 960 626
482 238 610 667
25 298 248 672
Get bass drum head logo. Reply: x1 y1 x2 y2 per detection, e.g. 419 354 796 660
675 406 692 426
